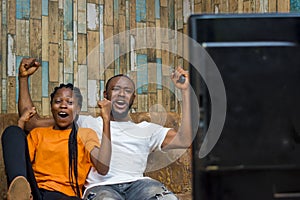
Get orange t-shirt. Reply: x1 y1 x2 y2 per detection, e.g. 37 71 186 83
27 126 100 197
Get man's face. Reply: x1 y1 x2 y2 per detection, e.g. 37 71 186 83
105 76 135 120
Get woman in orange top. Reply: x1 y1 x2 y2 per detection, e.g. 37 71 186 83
2 83 112 200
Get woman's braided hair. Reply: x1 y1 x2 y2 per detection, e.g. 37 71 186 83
50 83 82 197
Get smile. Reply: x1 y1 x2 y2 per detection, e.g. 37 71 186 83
58 111 69 118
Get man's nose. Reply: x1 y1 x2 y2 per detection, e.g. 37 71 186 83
118 88 125 96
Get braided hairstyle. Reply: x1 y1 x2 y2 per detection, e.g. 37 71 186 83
50 83 82 197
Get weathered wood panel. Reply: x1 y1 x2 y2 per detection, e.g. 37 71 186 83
87 31 100 80
42 16 49 61
0 0 292 132
7 77 16 113
49 43 59 82
16 20 30 56
48 1 59 43
8 0 16 34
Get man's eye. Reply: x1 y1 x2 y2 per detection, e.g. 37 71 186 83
55 100 61 104
68 101 73 105
112 87 120 91
125 89 133 93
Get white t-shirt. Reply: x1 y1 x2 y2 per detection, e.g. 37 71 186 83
77 115 170 190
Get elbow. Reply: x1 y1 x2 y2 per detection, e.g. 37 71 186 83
96 166 110 175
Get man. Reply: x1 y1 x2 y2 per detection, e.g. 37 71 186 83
19 58 192 200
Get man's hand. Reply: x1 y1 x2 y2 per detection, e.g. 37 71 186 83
171 66 189 90
19 58 41 77
97 98 112 121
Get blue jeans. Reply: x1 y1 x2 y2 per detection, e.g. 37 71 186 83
83 178 178 200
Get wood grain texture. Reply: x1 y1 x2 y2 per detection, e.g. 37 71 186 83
0 1 294 197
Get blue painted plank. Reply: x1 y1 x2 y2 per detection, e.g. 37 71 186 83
291 0 300 11
114 0 119 20
63 0 73 40
15 56 23 103
16 0 30 19
136 54 148 94
168 0 174 29
100 80 104 100
42 61 49 97
100 5 104 53
42 0 48 16
136 0 146 22
156 58 162 89
155 0 160 19
2 0 7 24
64 73 74 84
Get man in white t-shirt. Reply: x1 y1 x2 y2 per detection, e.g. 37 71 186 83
18 58 192 200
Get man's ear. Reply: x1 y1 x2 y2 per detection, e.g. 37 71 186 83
103 91 108 99
130 92 136 105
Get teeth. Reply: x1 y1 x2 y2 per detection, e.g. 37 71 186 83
59 112 67 114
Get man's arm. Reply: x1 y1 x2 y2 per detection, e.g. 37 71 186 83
18 58 55 131
90 98 112 175
161 67 192 149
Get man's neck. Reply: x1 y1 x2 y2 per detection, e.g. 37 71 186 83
110 114 131 122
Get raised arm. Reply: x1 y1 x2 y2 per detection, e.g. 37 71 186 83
161 67 192 149
90 98 112 175
18 58 55 131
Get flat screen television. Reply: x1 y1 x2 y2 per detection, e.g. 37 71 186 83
188 13 300 200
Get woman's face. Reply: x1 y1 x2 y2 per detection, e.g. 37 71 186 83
51 87 80 130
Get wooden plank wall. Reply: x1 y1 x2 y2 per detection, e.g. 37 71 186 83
0 0 291 115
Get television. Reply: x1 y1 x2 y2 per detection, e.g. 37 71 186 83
188 13 300 200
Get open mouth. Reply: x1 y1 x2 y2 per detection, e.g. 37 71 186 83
114 100 128 109
58 111 69 118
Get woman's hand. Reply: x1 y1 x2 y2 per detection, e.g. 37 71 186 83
19 58 41 77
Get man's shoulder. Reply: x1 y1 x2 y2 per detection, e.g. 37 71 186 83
78 115 101 123
77 115 103 133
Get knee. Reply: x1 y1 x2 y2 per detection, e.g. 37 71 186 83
1 126 25 143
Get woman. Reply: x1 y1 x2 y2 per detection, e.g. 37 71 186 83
2 83 111 200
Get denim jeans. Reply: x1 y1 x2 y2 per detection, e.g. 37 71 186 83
83 178 178 200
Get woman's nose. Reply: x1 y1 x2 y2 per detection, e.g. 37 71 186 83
59 101 67 107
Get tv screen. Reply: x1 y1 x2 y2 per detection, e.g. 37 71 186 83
189 13 300 200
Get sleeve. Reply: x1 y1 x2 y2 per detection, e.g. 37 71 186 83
77 115 90 127
78 116 103 140
26 128 39 162
78 128 100 153
147 123 171 152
